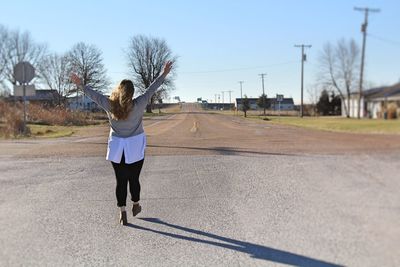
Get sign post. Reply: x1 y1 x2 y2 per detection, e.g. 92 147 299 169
14 62 35 135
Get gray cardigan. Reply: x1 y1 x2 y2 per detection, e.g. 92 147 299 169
83 74 166 138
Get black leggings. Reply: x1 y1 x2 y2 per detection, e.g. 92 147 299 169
111 153 144 207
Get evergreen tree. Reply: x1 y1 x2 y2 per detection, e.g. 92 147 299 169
316 90 331 115
330 91 342 115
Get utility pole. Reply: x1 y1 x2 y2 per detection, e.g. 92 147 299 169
294 44 312 117
238 81 244 113
223 90 233 111
259 73 267 116
221 91 225 110
354 7 380 119
226 90 233 104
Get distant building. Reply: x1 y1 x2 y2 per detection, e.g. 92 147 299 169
235 98 258 110
9 89 61 105
269 98 294 111
235 97 294 111
203 102 235 110
343 83 400 118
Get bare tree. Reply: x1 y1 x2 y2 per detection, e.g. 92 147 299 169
67 42 110 92
2 28 47 88
307 84 321 116
126 35 177 113
318 39 360 118
0 25 8 78
39 53 72 105
307 85 319 106
0 25 9 95
242 95 250 117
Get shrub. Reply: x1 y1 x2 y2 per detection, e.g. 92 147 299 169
0 100 102 138
0 101 30 137
387 103 397 120
27 103 90 126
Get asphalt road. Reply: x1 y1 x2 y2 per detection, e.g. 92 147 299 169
1 104 399 266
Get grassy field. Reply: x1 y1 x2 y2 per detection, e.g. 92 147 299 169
3 124 105 139
28 124 77 138
207 109 400 135
0 123 76 139
249 115 400 134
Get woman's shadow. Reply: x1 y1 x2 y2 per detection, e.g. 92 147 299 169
126 218 343 267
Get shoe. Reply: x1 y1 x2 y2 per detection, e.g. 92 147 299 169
132 204 142 217
119 211 128 225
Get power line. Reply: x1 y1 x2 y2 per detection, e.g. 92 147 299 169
368 33 400 47
180 60 299 74
107 61 300 76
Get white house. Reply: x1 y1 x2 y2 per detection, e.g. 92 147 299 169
342 83 400 119
67 93 104 111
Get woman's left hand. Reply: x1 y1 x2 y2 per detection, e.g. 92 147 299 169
163 61 173 76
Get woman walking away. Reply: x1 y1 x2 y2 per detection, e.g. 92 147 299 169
71 61 173 225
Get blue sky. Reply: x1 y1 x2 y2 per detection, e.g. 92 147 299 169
1 0 399 103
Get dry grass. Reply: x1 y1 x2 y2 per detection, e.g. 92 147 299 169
28 124 75 138
0 100 177 139
0 101 29 137
28 103 89 126
0 100 106 138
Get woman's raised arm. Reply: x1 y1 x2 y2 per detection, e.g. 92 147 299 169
138 61 173 104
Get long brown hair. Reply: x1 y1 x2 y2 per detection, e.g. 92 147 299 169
109 79 134 120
